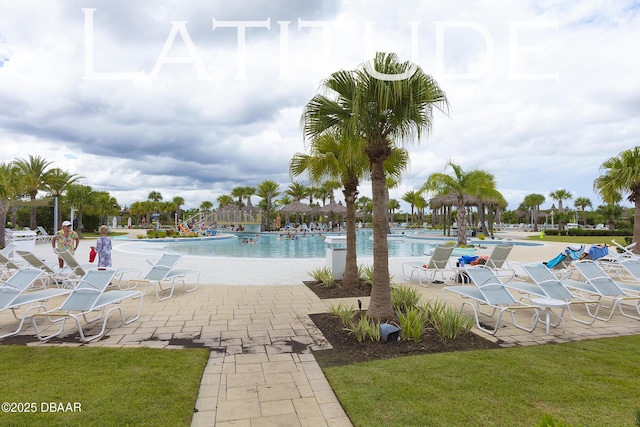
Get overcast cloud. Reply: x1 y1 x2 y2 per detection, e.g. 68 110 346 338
1 0 638 214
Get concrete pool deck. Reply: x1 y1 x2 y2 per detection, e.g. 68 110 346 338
2 230 640 426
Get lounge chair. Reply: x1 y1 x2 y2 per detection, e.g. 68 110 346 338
484 244 516 279
610 239 639 261
31 268 144 343
402 245 454 286
0 269 73 339
617 260 640 295
56 250 140 290
442 265 539 335
129 254 199 301
15 250 71 288
571 260 640 321
0 245 27 281
35 226 53 244
515 264 601 326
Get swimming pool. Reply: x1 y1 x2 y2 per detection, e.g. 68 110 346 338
124 229 541 259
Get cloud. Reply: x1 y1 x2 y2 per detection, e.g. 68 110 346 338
0 0 638 213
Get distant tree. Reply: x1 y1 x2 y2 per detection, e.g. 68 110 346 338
422 162 501 246
14 155 54 229
44 168 82 230
147 191 163 202
65 184 93 237
523 193 545 232
401 190 420 224
216 195 233 208
200 201 213 211
574 197 592 227
256 180 281 232
549 188 573 231
285 182 310 202
172 196 185 223
594 147 640 251
0 163 23 247
388 199 401 218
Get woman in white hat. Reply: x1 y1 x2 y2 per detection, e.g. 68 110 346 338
51 220 80 268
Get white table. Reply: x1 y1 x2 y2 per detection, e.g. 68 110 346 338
531 297 569 334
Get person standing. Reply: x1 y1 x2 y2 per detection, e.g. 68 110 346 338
93 225 113 268
51 220 79 268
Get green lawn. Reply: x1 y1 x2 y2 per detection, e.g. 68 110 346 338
0 346 209 426
324 335 640 426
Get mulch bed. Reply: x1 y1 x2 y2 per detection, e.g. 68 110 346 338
305 279 503 367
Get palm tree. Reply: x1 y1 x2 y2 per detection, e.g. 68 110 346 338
285 182 310 202
574 197 592 227
92 191 118 225
65 184 93 237
594 147 640 252
243 186 256 207
216 195 233 208
523 193 545 232
173 196 185 224
422 162 501 246
45 168 82 231
401 190 420 224
290 130 370 286
230 186 245 206
549 188 573 231
147 191 163 203
356 196 372 221
200 201 213 212
388 199 401 219
0 163 23 247
301 52 448 320
256 180 281 232
13 155 53 229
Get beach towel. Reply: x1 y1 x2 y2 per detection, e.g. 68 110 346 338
545 253 566 269
587 244 609 260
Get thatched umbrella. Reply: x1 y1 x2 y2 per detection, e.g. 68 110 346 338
280 201 315 225
318 201 347 216
429 194 479 236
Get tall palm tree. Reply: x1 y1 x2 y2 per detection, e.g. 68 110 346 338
216 194 233 208
594 147 640 253
65 184 93 237
231 186 245 206
172 196 185 224
0 163 24 247
388 199 401 219
401 190 420 224
302 52 448 320
523 193 545 232
13 155 53 229
256 180 281 232
285 182 310 202
574 197 592 227
92 191 119 225
356 196 372 221
200 201 213 212
549 188 573 231
44 168 82 231
422 162 501 246
290 130 370 286
147 191 163 203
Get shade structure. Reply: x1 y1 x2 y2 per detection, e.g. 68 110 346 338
318 201 347 216
280 200 315 215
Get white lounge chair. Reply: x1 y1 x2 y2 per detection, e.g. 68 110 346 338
16 250 71 288
31 268 144 342
442 265 539 335
571 260 640 322
0 269 73 339
484 244 516 279
129 254 199 301
56 249 140 290
35 226 53 244
402 245 454 286
0 245 27 281
515 264 601 326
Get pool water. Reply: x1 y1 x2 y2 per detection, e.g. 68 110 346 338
138 229 540 259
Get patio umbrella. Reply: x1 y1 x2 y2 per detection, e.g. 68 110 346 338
280 201 315 225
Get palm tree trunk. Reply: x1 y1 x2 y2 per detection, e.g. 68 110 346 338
634 198 640 255
367 160 394 321
342 183 359 287
457 197 468 246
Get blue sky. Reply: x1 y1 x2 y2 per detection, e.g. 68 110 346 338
0 0 638 213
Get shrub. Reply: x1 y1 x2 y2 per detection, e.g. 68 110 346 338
420 299 447 325
431 305 474 340
391 285 422 313
359 264 374 286
396 307 426 342
329 303 356 325
477 233 485 240
308 266 336 288
344 316 380 342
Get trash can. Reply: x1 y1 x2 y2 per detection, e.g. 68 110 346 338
324 236 347 279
